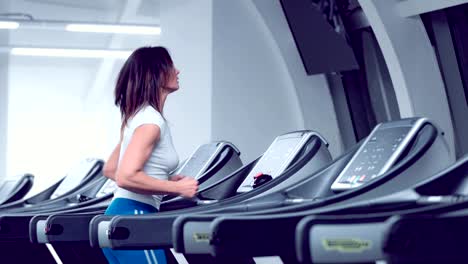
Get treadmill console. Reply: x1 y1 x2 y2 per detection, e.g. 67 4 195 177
0 179 21 204
96 180 117 198
331 118 425 191
50 158 101 200
176 143 222 179
0 174 25 198
94 142 242 198
0 180 18 195
237 131 314 193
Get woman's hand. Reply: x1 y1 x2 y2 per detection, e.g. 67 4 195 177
174 177 199 198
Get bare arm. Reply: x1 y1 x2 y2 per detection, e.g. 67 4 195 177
103 142 121 181
115 124 198 197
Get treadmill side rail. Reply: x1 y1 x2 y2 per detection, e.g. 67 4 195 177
89 215 114 248
45 214 99 242
382 214 468 263
295 215 390 264
184 214 302 257
107 215 177 249
29 215 49 243
173 215 218 254
0 214 36 240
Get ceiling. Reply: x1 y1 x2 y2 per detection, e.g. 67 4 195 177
0 0 162 109
23 0 127 11
1 0 160 49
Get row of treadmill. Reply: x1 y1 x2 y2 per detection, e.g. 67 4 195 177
0 117 466 263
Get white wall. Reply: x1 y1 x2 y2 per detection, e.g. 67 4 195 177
211 0 341 162
4 1 158 195
0 58 7 181
159 0 213 160
7 57 116 195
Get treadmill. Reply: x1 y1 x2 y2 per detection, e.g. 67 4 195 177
0 158 103 212
294 153 468 264
169 118 452 263
28 141 242 264
89 130 332 259
0 165 107 214
0 173 34 205
0 159 108 264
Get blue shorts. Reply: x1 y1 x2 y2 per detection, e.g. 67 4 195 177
102 198 167 264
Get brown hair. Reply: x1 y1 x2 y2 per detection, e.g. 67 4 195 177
114 46 174 129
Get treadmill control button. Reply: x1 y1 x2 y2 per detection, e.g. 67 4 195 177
339 175 357 184
358 175 367 182
253 173 272 188
254 172 264 179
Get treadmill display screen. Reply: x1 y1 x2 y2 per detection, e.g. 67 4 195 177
332 126 412 191
237 135 305 193
96 143 223 197
177 144 219 179
50 159 97 199
96 180 117 198
0 181 16 202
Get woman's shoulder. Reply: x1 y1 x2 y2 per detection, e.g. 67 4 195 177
138 105 164 119
128 105 166 131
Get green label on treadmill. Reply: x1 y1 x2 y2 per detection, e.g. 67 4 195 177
322 238 372 253
193 233 211 242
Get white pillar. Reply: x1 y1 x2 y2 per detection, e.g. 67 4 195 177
159 0 213 160
359 0 455 159
0 1 10 179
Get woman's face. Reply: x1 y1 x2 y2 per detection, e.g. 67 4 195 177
165 66 180 91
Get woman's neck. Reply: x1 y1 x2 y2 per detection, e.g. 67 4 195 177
159 90 170 111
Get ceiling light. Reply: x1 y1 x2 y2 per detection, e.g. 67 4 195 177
10 47 131 59
0 18 160 35
0 21 19 29
66 24 161 35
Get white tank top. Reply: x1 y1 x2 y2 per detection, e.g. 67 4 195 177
114 106 179 209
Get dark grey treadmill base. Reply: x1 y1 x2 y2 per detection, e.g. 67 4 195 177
52 243 108 264
383 212 468 264
0 241 55 264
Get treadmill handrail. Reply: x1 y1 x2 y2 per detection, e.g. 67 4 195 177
161 146 237 203
195 157 260 201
